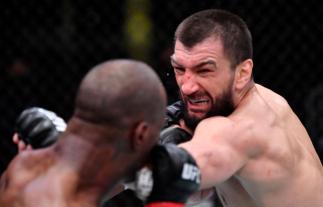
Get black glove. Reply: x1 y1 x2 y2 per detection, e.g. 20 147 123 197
159 126 192 145
15 107 66 149
163 101 184 129
146 144 200 204
160 101 191 145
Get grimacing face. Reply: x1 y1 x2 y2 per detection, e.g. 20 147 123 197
171 37 235 130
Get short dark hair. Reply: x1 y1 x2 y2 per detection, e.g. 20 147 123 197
175 9 253 68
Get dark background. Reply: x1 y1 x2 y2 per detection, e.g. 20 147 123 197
1 0 323 174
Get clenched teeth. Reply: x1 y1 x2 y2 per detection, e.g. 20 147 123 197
190 99 209 104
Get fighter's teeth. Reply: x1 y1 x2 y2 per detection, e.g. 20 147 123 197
191 99 208 104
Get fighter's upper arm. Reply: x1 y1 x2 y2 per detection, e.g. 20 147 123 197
179 117 252 189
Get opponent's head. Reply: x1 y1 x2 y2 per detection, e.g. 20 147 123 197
172 9 254 130
71 59 167 168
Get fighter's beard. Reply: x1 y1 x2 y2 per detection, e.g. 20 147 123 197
181 89 235 131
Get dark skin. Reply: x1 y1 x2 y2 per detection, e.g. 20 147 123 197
0 59 167 207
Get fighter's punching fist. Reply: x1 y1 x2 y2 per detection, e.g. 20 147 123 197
160 101 192 145
164 101 184 128
14 107 66 149
144 144 200 207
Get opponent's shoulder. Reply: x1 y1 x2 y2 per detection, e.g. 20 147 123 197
14 149 50 170
0 151 35 200
4 150 34 175
6 149 54 184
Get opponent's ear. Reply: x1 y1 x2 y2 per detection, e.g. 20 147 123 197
234 59 253 90
131 122 149 151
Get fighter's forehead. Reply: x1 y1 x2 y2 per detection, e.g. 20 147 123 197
171 39 224 68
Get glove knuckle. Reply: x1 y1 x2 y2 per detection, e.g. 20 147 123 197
15 107 65 148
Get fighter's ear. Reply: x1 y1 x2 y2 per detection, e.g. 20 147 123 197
131 121 149 151
234 59 253 90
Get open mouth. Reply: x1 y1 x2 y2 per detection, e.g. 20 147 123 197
189 98 209 104
187 98 210 112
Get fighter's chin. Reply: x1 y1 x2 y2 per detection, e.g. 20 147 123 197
188 110 207 121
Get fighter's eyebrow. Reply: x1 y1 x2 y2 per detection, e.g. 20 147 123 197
170 56 216 69
193 59 217 69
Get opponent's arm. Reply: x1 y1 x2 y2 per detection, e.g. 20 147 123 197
14 101 184 150
179 117 251 189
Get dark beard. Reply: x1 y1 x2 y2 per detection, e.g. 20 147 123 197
182 88 235 131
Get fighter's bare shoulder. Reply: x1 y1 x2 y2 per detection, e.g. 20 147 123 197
2 149 54 189
255 84 292 116
195 116 234 138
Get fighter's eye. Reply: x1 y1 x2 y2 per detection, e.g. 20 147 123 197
174 67 185 75
198 69 211 74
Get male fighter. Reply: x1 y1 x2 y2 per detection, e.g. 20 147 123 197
0 59 200 207
9 9 323 207
169 9 323 207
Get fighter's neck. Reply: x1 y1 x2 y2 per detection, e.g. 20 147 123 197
53 117 127 174
50 134 129 202
234 80 255 108
53 133 113 167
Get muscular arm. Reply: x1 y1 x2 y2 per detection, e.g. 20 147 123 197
0 155 24 205
179 117 254 189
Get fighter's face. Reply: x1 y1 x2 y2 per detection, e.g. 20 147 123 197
171 38 235 130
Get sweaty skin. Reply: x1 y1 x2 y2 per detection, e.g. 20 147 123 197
0 149 73 207
0 139 115 207
181 85 323 207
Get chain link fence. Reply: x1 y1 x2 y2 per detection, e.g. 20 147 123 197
1 0 322 175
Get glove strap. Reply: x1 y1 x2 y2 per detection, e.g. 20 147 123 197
145 202 185 207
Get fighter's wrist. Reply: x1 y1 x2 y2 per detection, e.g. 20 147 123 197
145 202 184 207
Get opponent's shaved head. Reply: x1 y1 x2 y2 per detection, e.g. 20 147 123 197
74 59 166 129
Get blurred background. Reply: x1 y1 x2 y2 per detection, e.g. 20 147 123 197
1 0 322 175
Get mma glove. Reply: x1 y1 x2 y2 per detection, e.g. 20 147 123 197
159 127 192 145
163 101 184 129
15 107 66 149
145 144 200 206
160 100 192 145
